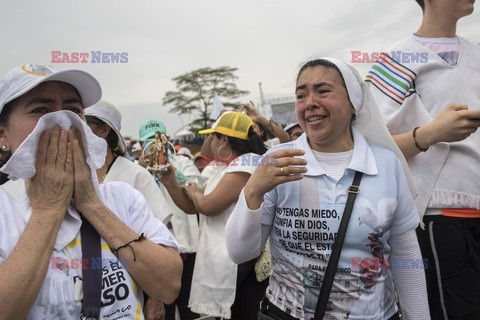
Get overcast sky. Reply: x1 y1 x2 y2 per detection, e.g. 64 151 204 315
1 0 479 138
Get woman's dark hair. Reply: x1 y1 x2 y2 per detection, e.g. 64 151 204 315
296 59 346 87
215 127 267 157
415 0 425 11
255 121 275 142
0 100 14 126
0 100 15 184
106 128 125 157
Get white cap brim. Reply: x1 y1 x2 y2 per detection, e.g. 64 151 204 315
44 69 102 108
284 122 299 132
1 65 102 113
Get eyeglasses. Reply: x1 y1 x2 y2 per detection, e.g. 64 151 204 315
291 131 303 138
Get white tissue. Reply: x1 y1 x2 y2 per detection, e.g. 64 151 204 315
0 110 107 180
0 111 108 251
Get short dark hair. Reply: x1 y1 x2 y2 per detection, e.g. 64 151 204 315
254 120 274 142
415 0 425 12
0 100 14 127
0 100 15 184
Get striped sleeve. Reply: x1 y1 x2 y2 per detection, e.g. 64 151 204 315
366 53 417 105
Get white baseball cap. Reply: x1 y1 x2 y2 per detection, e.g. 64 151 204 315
284 122 300 132
84 100 127 153
0 64 102 114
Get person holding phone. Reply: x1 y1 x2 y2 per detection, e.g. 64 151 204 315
366 1 480 318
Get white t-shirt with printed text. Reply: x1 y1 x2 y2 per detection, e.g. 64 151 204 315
0 180 178 320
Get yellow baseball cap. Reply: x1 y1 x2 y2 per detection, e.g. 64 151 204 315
198 111 253 140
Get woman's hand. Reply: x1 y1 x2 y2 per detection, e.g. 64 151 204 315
26 126 74 217
244 148 307 209
138 152 149 168
157 165 199 214
156 163 176 187
143 297 165 320
239 100 263 122
183 180 201 201
239 100 291 142
68 129 102 213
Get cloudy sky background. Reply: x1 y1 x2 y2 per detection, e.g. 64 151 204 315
1 0 479 138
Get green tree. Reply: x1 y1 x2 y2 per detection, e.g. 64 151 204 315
162 66 249 130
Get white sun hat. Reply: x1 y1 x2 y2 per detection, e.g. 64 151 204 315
84 100 127 153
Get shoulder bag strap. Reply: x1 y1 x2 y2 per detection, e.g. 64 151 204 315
314 171 363 320
80 215 102 320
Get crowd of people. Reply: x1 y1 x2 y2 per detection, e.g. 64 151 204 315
0 0 478 319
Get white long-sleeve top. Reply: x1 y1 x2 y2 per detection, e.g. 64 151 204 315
225 132 430 320
366 35 480 218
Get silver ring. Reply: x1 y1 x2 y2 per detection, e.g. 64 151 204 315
280 167 284 174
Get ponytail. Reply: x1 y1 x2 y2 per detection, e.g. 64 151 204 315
226 127 268 156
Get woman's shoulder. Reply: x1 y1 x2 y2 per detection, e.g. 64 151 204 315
367 143 404 175
226 152 261 174
368 143 401 161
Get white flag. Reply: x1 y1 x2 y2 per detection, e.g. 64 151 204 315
209 92 225 120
